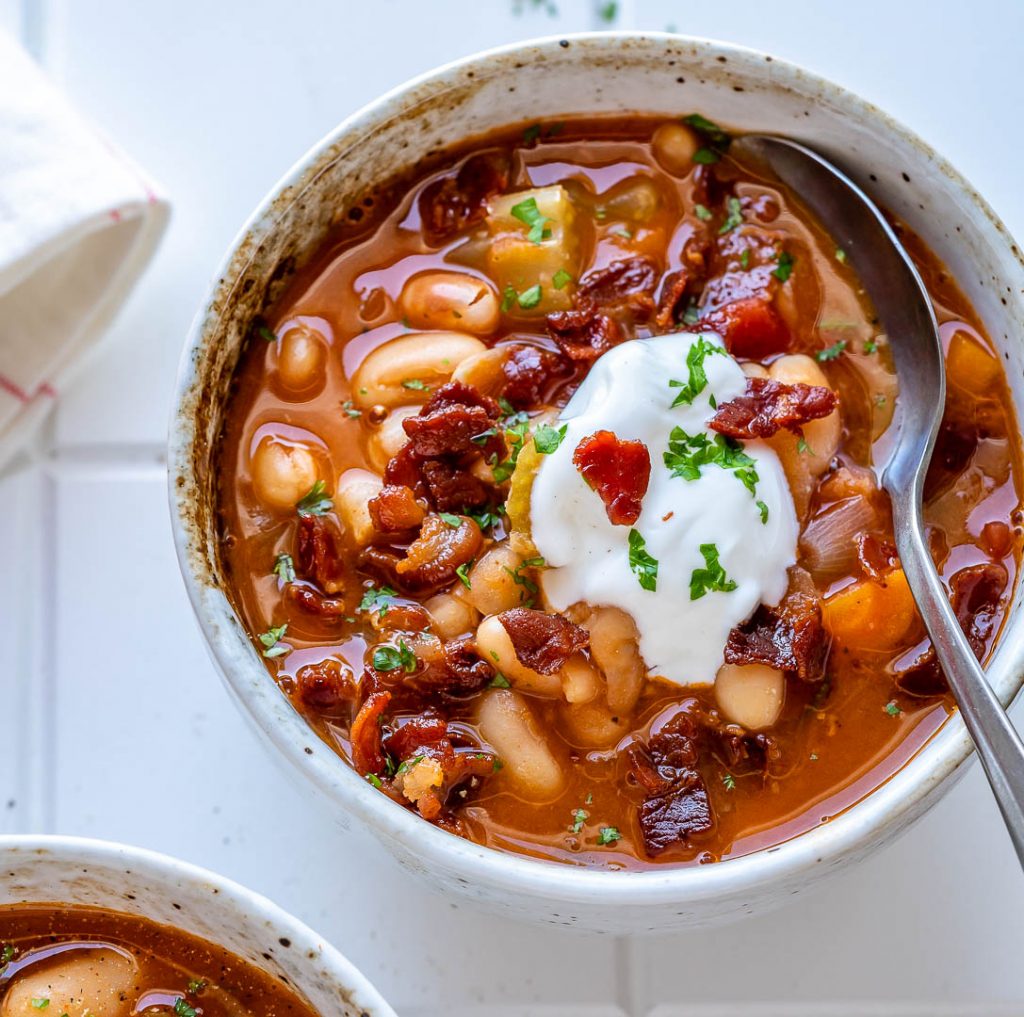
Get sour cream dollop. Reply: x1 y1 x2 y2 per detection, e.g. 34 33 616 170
530 331 799 686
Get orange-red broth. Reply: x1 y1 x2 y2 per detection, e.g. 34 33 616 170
217 118 1022 869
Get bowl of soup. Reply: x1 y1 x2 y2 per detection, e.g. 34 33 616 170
169 32 1024 930
0 836 394 1016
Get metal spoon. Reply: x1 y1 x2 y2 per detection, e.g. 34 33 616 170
733 134 1024 866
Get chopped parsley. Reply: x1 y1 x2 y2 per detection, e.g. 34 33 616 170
358 584 398 616
174 1000 198 1017
504 556 546 603
570 808 589 834
187 980 207 996
609 224 633 239
490 416 531 483
489 673 512 689
258 624 289 659
439 512 463 528
835 247 847 263
689 543 737 600
502 284 543 312
30 1001 49 1012
663 428 759 497
693 147 720 164
395 754 425 775
466 507 504 532
522 122 542 144
694 203 712 221
884 700 902 717
272 552 295 584
683 113 730 147
718 196 743 234
598 0 618 20
668 337 726 407
597 826 622 846
773 250 794 282
366 773 383 789
510 196 553 245
373 640 417 673
552 268 574 289
401 377 430 391
533 423 568 454
863 338 878 354
1 943 14 970
682 302 700 326
455 561 474 590
739 249 750 269
756 499 769 524
342 400 361 419
797 436 813 455
816 339 847 362
296 479 332 517
722 773 736 791
627 529 658 592
257 324 277 343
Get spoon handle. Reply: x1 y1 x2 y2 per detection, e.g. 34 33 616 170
893 495 1024 867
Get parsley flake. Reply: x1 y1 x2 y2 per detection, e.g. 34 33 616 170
718 196 743 234
373 640 417 673
664 428 759 497
358 584 398 616
773 250 794 282
627 529 658 592
739 249 750 269
258 624 289 659
693 147 720 164
455 561 474 590
689 543 737 600
816 339 847 362
552 268 573 289
30 1001 49 1012
272 553 295 584
439 512 463 528
366 773 383 789
597 826 622 846
174 1000 197 1017
864 339 878 354
489 673 512 689
533 423 568 454
694 203 712 221
722 773 736 791
517 284 543 309
796 436 814 455
342 400 361 419
756 499 769 525
522 122 542 144
296 479 332 517
682 113 730 148
884 700 902 717
401 377 430 391
510 196 553 245
187 980 207 996
835 247 847 263
570 808 589 834
668 337 726 407
598 0 618 21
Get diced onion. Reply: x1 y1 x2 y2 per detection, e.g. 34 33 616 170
799 495 877 583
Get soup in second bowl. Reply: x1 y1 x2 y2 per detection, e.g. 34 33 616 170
215 114 1021 869
0 905 317 1016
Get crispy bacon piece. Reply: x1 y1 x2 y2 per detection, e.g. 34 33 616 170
577 257 658 319
725 589 830 683
710 376 837 440
856 534 900 581
395 513 482 587
420 459 492 511
368 484 425 533
296 515 345 594
895 562 1007 697
371 604 432 633
286 582 347 617
497 607 588 674
350 690 391 776
383 714 449 761
655 270 690 330
296 659 354 715
546 304 623 362
418 151 509 243
441 636 496 694
572 430 651 526
501 344 570 409
696 296 790 359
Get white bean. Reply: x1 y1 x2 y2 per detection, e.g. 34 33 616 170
769 354 841 477
424 591 480 640
399 271 500 335
715 663 786 730
651 122 699 176
464 544 528 615
562 698 632 749
351 331 486 408
477 689 565 801
1 948 137 1017
585 606 646 715
251 436 320 513
474 615 562 697
561 654 601 705
335 468 383 546
277 324 327 392
451 347 509 395
365 405 419 472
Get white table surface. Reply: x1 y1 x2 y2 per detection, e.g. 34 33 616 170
2 2 1024 1014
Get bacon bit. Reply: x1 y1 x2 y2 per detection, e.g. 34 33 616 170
420 459 493 511
286 582 348 617
655 269 691 330
497 607 589 674
577 257 658 319
384 714 449 761
403 392 501 460
296 515 346 594
546 304 623 362
440 636 496 694
572 430 652 526
396 513 482 587
695 296 790 359
710 376 837 440
856 534 900 581
296 659 354 716
895 562 1007 697
350 690 392 776
725 589 830 683
418 151 509 243
501 344 570 409
368 484 426 533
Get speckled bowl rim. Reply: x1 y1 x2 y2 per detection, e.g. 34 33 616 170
169 32 1024 915
0 835 395 1015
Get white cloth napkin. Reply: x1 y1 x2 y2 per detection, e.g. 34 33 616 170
0 33 169 468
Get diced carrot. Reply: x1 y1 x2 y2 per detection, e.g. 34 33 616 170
823 567 919 651
946 331 1001 397
700 297 791 359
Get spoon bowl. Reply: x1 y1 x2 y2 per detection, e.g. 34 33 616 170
735 134 1024 866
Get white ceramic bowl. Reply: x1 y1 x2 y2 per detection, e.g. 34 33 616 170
0 836 394 1016
169 33 1024 933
